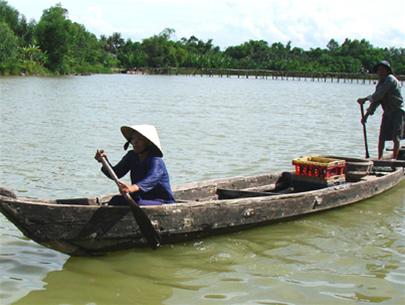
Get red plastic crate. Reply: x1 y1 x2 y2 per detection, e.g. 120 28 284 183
292 156 346 181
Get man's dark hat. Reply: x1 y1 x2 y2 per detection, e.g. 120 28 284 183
373 60 392 73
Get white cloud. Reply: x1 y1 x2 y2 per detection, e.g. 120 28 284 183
212 0 405 48
7 0 405 48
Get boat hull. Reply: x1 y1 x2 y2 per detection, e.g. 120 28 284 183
0 169 404 255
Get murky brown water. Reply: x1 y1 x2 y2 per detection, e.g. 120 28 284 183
1 75 404 305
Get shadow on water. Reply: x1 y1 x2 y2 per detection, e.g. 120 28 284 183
11 181 405 305
11 241 235 305
12 252 174 305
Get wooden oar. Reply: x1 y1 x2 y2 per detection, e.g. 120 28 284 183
100 156 160 249
360 103 370 159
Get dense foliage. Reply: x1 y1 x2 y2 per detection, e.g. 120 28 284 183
1 1 404 75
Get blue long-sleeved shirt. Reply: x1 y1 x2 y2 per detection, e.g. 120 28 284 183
102 151 175 203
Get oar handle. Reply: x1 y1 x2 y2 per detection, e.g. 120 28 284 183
359 103 370 159
100 156 135 202
360 103 364 120
100 156 120 185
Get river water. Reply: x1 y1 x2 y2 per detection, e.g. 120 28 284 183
0 75 404 305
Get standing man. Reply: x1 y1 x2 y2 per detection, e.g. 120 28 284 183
357 60 404 159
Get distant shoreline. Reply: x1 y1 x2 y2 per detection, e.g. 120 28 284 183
3 68 404 84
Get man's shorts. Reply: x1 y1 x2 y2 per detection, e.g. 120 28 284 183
379 110 405 142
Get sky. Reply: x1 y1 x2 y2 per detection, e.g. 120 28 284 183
6 0 405 50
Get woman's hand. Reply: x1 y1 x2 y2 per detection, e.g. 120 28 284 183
117 181 140 194
94 149 107 163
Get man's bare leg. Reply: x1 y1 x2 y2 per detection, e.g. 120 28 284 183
378 137 385 159
393 139 400 159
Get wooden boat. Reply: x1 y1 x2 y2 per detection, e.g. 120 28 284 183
0 160 404 256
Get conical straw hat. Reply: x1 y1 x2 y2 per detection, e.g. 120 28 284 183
121 124 163 157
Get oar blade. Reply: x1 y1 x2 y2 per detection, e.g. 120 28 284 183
129 204 161 249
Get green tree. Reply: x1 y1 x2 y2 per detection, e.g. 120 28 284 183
18 44 47 64
67 22 104 70
117 39 146 68
141 29 178 67
35 4 71 73
224 40 272 69
0 1 35 46
16 15 36 46
0 0 19 32
0 21 18 65
327 39 339 52
104 32 124 55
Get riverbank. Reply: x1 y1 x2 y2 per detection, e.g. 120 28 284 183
0 63 114 77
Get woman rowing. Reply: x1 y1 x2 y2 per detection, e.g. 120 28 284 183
95 125 175 205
